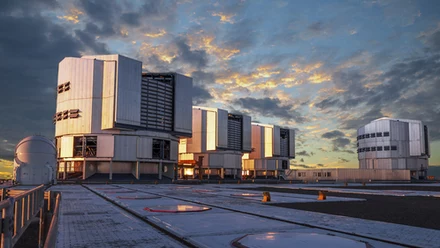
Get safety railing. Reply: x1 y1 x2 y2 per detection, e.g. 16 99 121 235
0 184 45 248
43 193 60 248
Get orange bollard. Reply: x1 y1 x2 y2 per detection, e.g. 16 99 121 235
262 192 271 202
317 191 327 200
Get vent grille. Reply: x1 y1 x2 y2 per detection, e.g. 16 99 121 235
280 128 289 157
227 115 242 150
140 74 174 131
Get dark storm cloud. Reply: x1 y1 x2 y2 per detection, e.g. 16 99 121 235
173 37 208 69
191 71 215 86
79 0 120 24
0 0 108 160
121 12 141 27
223 18 259 51
192 86 212 105
232 97 306 123
424 30 440 52
322 130 345 139
297 150 311 157
74 29 110 54
291 163 313 169
341 149 355 154
315 98 340 109
332 137 351 151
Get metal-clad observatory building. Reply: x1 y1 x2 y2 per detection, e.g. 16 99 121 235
55 54 192 181
357 118 430 179
178 107 252 179
242 123 295 179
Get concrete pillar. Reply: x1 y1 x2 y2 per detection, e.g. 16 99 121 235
254 170 256 179
220 168 224 179
63 162 67 180
207 168 210 180
82 161 86 180
265 169 268 179
159 161 163 180
136 161 140 180
233 169 236 179
109 161 113 180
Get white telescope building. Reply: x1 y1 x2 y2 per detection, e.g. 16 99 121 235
13 136 57 185
178 107 252 179
55 54 192 181
357 118 430 179
242 123 295 179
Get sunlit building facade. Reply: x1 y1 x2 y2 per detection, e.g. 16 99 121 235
55 54 192 181
242 123 295 179
357 118 430 179
178 107 251 179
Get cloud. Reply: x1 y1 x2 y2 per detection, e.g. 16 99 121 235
297 150 311 157
338 157 350 163
232 97 306 123
174 37 208 69
322 130 345 139
192 86 212 105
332 137 351 151
300 158 304 162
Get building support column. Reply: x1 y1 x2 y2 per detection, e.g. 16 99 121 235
220 168 224 179
109 161 113 180
265 169 268 179
159 162 163 180
136 161 140 180
207 168 210 180
63 162 67 180
233 169 236 179
82 161 86 180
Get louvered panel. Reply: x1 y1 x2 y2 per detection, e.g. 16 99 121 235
280 128 289 157
227 116 242 150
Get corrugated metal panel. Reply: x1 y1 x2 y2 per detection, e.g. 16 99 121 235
242 115 252 152
206 110 217 151
97 135 114 157
56 58 95 136
264 126 273 157
91 60 104 133
409 122 421 156
227 115 242 150
170 140 178 161
136 137 152 159
101 61 116 129
141 74 174 131
249 125 262 159
289 129 295 158
217 109 228 149
115 55 142 126
279 128 289 157
113 135 137 161
174 73 193 135
273 126 280 156
60 136 73 158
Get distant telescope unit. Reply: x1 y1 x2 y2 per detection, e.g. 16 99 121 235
13 136 57 185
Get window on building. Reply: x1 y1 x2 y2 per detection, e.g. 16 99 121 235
325 172 331 177
391 146 397 150
317 172 322 177
357 136 359 141
313 172 317 177
376 132 382 137
384 146 390 151
371 133 376 138
365 134 370 138
298 172 306 177
366 147 371 152
85 136 97 157
384 132 390 137
361 134 365 139
357 142 359 147
282 160 288 169
377 146 383 151
371 147 376 151
73 137 84 157
152 139 171 159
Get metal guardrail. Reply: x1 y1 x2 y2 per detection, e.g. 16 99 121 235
0 185 45 248
43 193 60 248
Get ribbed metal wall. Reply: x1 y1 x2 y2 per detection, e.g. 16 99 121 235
280 128 289 157
140 75 174 131
227 115 242 150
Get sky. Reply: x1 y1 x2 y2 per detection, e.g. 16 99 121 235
0 0 439 177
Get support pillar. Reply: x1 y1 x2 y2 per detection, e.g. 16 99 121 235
254 170 256 179
109 161 113 180
220 168 224 179
159 162 163 180
63 162 67 180
233 169 236 179
207 168 210 180
135 161 140 180
265 169 268 179
82 161 86 180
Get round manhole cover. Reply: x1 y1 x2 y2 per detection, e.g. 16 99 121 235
232 233 372 248
144 205 211 213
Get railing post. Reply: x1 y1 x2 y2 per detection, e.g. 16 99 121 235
1 198 14 248
38 207 44 248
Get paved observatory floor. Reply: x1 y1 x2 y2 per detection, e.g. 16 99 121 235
51 184 440 248
50 185 186 248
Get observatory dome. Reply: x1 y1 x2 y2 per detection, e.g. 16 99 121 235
13 136 57 185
